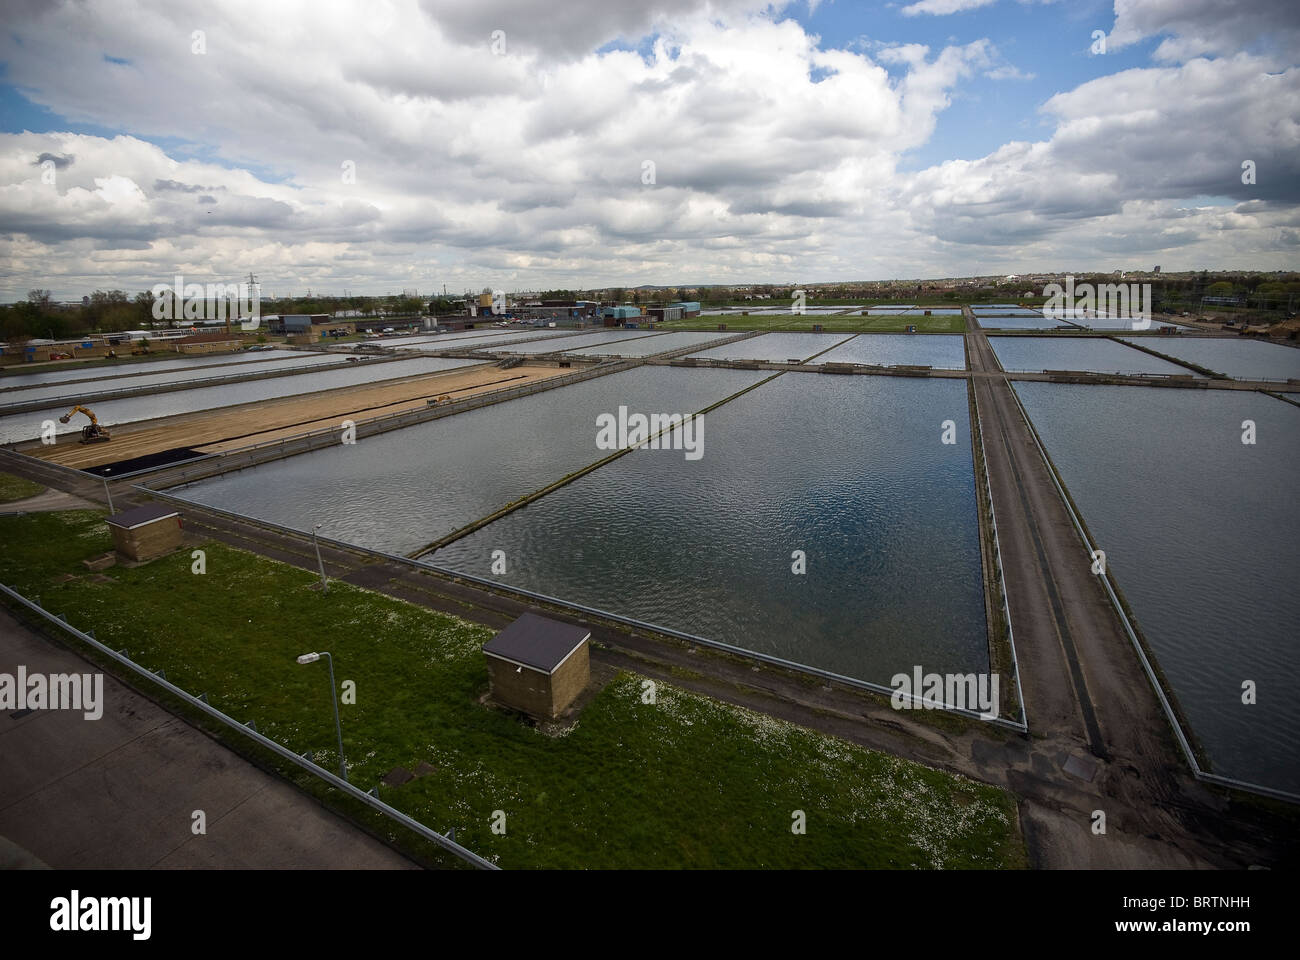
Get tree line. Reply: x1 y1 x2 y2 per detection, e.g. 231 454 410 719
0 290 432 342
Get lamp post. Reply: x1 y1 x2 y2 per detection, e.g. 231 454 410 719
296 651 346 781
311 523 328 593
102 467 114 513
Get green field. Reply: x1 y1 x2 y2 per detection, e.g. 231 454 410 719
0 472 44 503
659 313 967 334
0 509 1025 870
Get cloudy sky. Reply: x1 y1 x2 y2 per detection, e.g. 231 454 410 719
1 0 1297 299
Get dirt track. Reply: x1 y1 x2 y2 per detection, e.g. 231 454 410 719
26 363 564 468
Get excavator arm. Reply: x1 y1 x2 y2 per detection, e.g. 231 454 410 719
59 404 99 425
57 405 111 443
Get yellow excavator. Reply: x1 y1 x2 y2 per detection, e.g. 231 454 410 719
58 405 112 444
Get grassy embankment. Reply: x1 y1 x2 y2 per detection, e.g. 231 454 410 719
0 509 1025 870
0 472 44 503
659 314 967 334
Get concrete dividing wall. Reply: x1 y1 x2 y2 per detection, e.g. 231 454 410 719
0 355 401 415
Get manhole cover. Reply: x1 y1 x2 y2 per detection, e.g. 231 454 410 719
1063 754 1098 782
382 766 414 787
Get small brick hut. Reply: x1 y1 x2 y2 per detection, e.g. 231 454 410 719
482 613 591 719
106 503 182 562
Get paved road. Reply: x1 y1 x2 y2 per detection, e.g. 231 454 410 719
0 488 97 515
0 607 416 869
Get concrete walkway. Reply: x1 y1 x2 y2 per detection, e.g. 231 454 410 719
964 323 1286 868
1 488 97 514
0 607 415 869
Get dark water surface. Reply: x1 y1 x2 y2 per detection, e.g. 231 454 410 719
176 367 766 554
433 374 988 686
990 337 1198 376
1015 382 1300 793
1118 337 1300 381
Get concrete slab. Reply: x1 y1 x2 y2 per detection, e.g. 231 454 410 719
1064 754 1099 782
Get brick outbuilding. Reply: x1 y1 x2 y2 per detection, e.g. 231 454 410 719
106 502 183 562
482 613 591 719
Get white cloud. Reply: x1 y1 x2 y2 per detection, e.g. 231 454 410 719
898 52 1300 255
986 64 1035 81
1108 0 1300 65
0 0 1294 297
901 0 1055 18
901 0 998 17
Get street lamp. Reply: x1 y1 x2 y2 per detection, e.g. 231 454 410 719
102 467 114 513
311 523 328 593
297 651 346 781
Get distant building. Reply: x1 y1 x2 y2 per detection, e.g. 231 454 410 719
424 315 478 331
669 301 701 318
267 314 355 341
602 305 642 326
171 332 243 355
515 301 600 325
646 305 684 322
267 313 329 334
466 293 497 317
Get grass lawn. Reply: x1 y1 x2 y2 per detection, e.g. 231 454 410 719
0 509 1025 870
0 472 44 503
660 314 967 334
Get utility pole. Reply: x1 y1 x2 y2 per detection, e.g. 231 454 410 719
241 272 259 333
